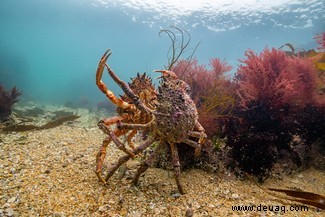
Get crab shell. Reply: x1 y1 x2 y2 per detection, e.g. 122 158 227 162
154 78 198 143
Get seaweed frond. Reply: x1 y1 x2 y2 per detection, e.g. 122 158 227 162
39 115 80 130
0 84 22 122
1 115 80 132
245 172 325 210
159 26 200 71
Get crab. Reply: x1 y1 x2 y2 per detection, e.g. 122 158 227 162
95 49 207 194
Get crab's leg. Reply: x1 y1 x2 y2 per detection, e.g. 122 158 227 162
183 138 202 158
104 64 154 114
96 49 133 110
117 116 155 130
105 137 156 182
96 115 130 182
98 121 135 158
132 142 163 185
96 128 129 183
170 143 185 194
187 121 207 157
194 121 207 144
127 129 137 150
100 114 128 126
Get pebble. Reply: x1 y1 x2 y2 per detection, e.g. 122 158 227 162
231 193 240 199
298 174 304 179
62 161 69 168
129 211 142 217
5 207 14 217
208 204 215 208
3 203 10 208
7 197 16 203
185 207 194 217
98 205 109 212
10 168 16 174
171 193 181 198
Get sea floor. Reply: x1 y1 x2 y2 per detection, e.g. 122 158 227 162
0 104 324 216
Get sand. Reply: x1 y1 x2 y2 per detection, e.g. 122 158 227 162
0 108 324 216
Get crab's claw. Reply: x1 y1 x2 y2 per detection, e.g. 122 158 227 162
154 70 178 80
96 49 112 93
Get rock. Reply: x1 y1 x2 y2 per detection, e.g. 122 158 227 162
208 204 215 208
7 197 16 203
52 212 65 217
185 207 194 217
3 203 10 208
9 168 16 174
298 174 304 179
98 205 109 212
5 207 14 217
62 161 69 168
231 193 240 199
128 211 141 217
171 193 181 198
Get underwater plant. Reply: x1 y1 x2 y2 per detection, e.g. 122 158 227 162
159 26 200 70
223 47 321 178
236 48 317 108
278 33 325 101
0 84 22 122
171 58 235 138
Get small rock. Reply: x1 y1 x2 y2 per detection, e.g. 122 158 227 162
76 154 84 158
7 197 16 203
291 179 299 184
10 168 16 174
185 204 193 217
231 193 240 199
208 204 215 208
5 207 14 217
13 155 20 164
129 211 141 217
3 203 10 208
297 174 304 179
52 212 65 217
154 207 165 215
98 204 110 212
170 193 181 198
62 161 69 168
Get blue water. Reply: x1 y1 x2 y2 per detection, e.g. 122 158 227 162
0 0 324 104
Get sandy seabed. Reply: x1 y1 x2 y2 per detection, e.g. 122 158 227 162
0 109 324 216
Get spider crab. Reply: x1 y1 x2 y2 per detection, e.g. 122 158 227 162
95 49 207 194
